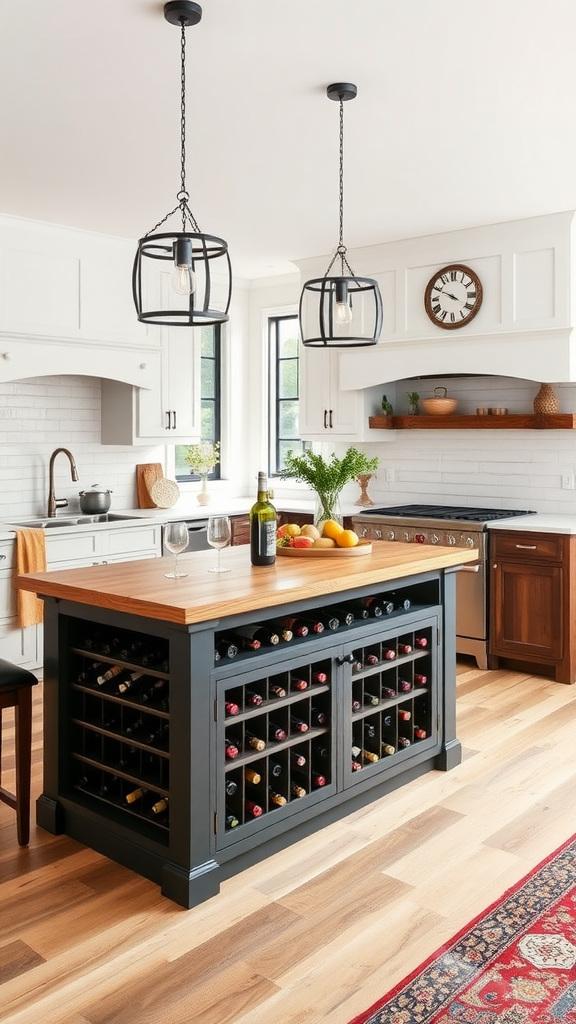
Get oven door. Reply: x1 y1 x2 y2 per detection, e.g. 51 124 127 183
456 560 486 642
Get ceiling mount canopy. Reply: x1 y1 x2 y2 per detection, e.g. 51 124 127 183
299 82 383 348
132 1 232 328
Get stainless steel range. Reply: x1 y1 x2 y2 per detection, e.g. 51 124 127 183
351 504 537 670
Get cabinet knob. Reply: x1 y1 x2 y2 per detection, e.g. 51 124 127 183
336 653 356 665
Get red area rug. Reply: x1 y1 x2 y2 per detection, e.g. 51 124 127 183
350 833 576 1024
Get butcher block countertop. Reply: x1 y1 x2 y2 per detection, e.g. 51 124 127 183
14 542 477 627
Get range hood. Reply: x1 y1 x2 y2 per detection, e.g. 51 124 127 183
295 210 576 389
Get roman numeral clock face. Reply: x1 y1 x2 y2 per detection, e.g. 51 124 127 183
424 264 483 330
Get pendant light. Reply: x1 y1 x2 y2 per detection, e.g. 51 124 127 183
132 1 231 328
299 83 382 348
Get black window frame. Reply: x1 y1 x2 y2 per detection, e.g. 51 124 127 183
175 324 222 482
268 313 307 476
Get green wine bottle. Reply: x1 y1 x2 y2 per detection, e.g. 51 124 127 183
250 472 277 566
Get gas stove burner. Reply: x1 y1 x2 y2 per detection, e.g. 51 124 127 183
360 504 537 524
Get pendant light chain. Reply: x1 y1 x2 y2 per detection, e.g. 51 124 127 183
325 92 354 279
179 19 188 229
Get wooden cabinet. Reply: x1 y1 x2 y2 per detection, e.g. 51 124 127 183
100 332 201 445
230 515 250 546
489 530 576 683
37 569 458 909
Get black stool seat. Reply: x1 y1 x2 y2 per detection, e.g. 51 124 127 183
0 658 38 846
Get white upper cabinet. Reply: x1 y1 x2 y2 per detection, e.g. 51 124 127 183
298 346 395 442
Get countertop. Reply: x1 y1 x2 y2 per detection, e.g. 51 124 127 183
14 541 477 626
487 514 576 534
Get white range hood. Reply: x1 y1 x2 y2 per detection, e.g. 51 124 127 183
296 210 576 389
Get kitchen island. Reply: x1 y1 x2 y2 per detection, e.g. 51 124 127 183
16 541 476 908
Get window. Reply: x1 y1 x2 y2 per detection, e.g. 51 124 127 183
175 325 221 481
269 314 308 475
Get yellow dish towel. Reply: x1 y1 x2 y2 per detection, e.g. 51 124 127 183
15 528 47 628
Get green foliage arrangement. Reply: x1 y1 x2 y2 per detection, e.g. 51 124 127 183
280 447 379 523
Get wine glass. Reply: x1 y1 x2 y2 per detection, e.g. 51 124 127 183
163 522 189 578
207 515 231 573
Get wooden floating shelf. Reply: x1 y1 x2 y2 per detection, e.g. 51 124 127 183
368 414 576 431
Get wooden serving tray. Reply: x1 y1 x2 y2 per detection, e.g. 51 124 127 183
277 541 372 558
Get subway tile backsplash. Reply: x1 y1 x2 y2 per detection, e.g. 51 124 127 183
0 375 165 519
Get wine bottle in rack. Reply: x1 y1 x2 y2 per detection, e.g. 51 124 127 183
245 767 261 785
414 725 427 740
269 625 293 642
398 736 411 748
290 783 307 799
414 673 428 686
397 642 413 655
398 709 412 721
125 786 146 804
143 722 169 747
100 635 122 656
311 670 328 684
226 809 240 829
310 707 327 726
139 645 168 668
98 775 121 798
225 778 238 796
290 715 309 734
272 616 309 637
114 746 140 771
102 711 120 730
215 639 239 660
351 698 362 712
268 788 287 807
290 675 309 692
151 796 168 816
350 603 370 620
388 592 411 611
118 638 144 660
225 738 239 760
116 671 145 696
290 750 307 768
364 722 376 738
268 722 287 741
245 690 264 707
269 761 283 777
382 714 393 728
381 742 395 756
77 661 104 684
234 625 279 647
330 606 355 625
398 679 412 693
357 596 387 617
269 683 287 698
245 800 264 818
351 758 362 772
245 730 266 751
140 679 168 705
297 615 324 635
250 471 277 567
382 686 396 700
225 700 240 717
382 647 396 660
301 611 339 631
124 716 145 736
310 770 327 787
82 630 104 651
362 749 379 763
365 653 379 666
414 635 428 648
363 692 379 706
77 770 97 790
351 745 362 771
351 659 363 673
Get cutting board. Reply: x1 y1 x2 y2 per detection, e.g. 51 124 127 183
136 463 163 508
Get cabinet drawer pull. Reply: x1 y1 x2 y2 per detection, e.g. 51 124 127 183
323 409 328 429
172 410 177 430
329 409 333 428
515 544 537 550
165 411 171 430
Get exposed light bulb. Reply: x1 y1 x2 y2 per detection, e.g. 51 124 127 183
335 300 353 326
171 237 195 296
334 280 353 325
171 263 196 295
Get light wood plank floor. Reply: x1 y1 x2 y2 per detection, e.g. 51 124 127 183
1 659 575 1024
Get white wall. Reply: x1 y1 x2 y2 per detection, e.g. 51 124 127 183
0 375 165 520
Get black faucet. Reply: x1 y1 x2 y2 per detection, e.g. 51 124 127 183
47 448 79 517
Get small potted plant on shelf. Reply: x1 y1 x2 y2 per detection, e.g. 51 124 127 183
280 447 379 527
184 441 220 505
406 390 420 415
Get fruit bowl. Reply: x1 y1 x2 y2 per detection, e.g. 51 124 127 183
277 540 372 558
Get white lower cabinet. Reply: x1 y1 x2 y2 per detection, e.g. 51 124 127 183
101 332 201 444
1 524 161 670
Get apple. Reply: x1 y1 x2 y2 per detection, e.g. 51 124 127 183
300 523 321 540
292 535 314 548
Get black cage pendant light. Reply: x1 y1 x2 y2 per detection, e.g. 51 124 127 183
132 1 231 328
299 83 382 347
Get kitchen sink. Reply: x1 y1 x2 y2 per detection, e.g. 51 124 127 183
4 514 144 529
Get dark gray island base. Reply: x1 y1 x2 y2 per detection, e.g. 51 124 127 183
18 543 473 909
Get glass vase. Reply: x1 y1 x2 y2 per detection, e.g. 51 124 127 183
313 490 343 529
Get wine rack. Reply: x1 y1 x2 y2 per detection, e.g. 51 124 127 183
38 566 458 909
66 621 171 839
219 656 333 837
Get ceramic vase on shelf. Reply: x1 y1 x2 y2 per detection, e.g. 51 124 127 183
533 383 559 414
313 490 343 529
354 474 375 507
197 473 210 505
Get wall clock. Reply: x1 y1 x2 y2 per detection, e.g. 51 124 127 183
424 263 483 330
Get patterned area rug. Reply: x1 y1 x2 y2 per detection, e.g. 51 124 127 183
350 833 576 1024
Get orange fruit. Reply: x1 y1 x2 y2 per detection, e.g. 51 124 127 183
322 519 344 540
336 529 359 548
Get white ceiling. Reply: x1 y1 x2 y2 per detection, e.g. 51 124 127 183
1 0 576 280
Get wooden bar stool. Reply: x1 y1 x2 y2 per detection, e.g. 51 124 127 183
0 658 38 846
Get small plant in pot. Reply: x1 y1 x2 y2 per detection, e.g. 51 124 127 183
406 391 420 415
280 447 379 527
